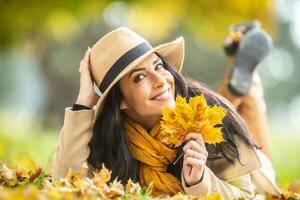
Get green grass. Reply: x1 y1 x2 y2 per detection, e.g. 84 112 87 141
270 133 300 188
0 130 58 172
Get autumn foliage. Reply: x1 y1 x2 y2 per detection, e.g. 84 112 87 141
0 163 225 200
1 163 300 200
159 95 227 148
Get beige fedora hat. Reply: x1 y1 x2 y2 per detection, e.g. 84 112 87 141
90 26 185 120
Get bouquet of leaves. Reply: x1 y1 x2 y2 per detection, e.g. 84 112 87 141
158 95 227 148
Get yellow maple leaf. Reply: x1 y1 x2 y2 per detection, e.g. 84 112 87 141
104 179 125 199
92 164 111 189
160 95 227 148
204 192 222 200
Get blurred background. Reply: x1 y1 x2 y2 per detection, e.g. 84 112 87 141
0 0 299 188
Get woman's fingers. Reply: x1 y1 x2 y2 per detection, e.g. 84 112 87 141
76 48 99 107
79 48 91 72
183 133 208 158
182 133 208 186
184 156 206 168
183 132 208 169
184 148 207 160
183 140 205 153
183 155 205 185
184 132 205 147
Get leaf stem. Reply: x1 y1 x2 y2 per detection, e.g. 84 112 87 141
172 152 184 165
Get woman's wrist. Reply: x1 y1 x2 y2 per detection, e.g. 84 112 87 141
75 95 95 108
184 167 205 187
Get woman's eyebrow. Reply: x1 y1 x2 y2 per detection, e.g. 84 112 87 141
129 68 145 77
129 57 161 77
153 57 161 65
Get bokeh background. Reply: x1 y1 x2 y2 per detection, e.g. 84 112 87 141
0 0 299 188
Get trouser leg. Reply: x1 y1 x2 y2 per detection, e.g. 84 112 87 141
217 58 271 158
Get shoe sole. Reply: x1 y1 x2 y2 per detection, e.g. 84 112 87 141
228 27 273 96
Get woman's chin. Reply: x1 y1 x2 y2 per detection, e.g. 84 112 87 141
147 99 175 115
158 99 175 110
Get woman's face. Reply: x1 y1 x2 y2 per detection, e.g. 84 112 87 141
119 53 175 129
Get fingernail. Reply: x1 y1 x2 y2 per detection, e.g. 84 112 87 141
88 46 91 51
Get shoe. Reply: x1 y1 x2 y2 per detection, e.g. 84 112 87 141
223 20 261 56
224 21 273 96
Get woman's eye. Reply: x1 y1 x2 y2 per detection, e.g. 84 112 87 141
155 63 163 70
134 74 145 82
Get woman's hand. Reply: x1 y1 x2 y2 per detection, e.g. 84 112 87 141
182 132 208 186
75 48 99 108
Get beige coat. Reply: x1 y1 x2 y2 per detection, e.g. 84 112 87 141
52 108 281 199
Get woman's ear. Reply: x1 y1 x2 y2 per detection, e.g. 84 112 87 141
120 101 128 110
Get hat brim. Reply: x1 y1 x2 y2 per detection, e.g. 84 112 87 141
93 36 185 121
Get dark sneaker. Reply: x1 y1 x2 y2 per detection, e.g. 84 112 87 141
224 21 273 96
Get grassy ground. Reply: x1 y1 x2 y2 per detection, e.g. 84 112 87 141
270 133 300 188
0 129 58 173
0 128 299 188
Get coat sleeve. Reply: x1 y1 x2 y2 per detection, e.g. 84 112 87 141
181 166 255 199
51 107 94 181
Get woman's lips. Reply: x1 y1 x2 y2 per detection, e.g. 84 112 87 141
151 89 171 101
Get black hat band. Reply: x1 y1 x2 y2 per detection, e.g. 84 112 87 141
99 42 152 93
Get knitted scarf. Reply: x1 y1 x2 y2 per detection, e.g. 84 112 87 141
123 117 183 196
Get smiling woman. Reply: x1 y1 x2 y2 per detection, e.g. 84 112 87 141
52 27 280 199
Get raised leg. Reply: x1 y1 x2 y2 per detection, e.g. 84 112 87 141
217 57 271 158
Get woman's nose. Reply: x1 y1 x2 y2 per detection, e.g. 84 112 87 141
151 73 166 88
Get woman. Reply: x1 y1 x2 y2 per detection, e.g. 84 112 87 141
52 27 280 198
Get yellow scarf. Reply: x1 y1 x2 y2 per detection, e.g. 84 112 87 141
124 117 183 196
